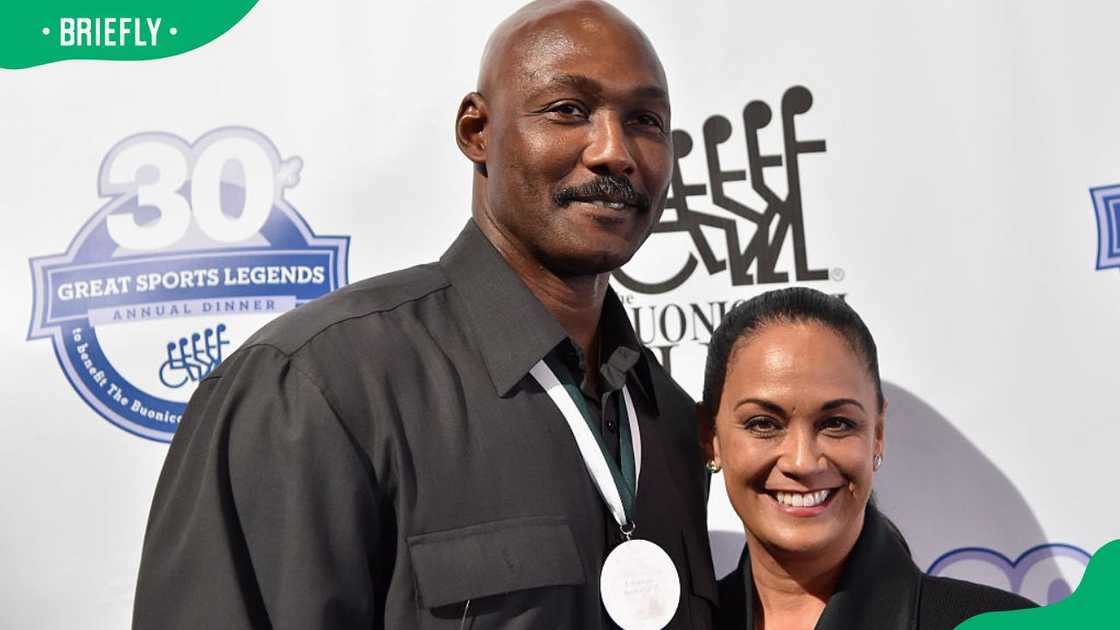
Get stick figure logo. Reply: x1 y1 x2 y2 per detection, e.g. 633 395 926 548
158 323 230 388
614 86 830 294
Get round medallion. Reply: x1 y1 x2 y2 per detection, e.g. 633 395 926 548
600 538 680 630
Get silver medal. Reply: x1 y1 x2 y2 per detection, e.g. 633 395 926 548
600 539 680 630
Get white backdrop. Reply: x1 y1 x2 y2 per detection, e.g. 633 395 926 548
3 1 1118 628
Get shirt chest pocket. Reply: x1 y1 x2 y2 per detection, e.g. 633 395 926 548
407 515 586 609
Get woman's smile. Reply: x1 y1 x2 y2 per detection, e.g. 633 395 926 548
766 487 841 515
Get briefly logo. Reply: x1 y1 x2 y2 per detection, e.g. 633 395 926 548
928 544 1091 605
0 2 256 69
1091 183 1120 271
615 85 833 295
28 127 349 442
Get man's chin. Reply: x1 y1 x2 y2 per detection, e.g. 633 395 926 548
541 247 634 278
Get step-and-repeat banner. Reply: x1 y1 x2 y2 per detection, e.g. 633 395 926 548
3 2 1117 627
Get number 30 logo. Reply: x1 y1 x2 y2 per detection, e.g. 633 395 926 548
100 129 301 250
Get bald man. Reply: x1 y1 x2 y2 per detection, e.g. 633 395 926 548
132 2 717 628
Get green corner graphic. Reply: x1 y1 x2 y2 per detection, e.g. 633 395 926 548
0 1 258 69
958 539 1120 629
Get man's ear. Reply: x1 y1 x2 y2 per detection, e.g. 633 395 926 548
455 92 489 174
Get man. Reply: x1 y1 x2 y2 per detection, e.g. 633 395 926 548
133 1 716 628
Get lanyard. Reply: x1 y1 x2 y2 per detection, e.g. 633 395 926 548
530 354 642 531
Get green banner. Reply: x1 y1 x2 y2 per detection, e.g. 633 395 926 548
0 0 257 69
958 540 1120 629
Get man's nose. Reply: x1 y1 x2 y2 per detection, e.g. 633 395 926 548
582 112 637 177
777 425 826 478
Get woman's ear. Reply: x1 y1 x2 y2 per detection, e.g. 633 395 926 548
876 397 888 460
455 92 489 174
697 402 720 467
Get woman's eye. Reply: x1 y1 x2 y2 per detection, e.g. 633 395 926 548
821 417 856 433
743 416 781 435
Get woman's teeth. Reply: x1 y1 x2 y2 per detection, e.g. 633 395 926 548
774 489 831 508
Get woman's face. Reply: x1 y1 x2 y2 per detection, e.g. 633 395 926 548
711 321 884 559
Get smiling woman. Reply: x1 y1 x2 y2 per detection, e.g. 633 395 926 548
701 288 1035 630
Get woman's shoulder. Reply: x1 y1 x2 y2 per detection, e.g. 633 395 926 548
917 574 1036 629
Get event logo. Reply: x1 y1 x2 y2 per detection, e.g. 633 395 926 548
28 127 349 442
1090 183 1120 270
615 85 833 295
928 544 1090 605
616 86 841 375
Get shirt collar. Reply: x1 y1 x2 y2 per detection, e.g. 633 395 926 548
597 289 657 409
439 219 657 409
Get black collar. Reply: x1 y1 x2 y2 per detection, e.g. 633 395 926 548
438 219 658 411
728 505 922 629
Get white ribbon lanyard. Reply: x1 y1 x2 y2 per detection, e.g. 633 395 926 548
531 358 681 630
529 359 641 529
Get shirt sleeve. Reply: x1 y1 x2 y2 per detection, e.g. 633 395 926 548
132 344 382 630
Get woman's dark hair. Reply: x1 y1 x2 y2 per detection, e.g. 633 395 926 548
701 287 884 424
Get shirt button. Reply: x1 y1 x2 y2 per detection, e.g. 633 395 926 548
605 419 617 432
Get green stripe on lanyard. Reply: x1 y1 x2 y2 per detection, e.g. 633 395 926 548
544 353 637 525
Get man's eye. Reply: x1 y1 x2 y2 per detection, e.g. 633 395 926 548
547 102 587 118
632 113 664 130
743 416 781 435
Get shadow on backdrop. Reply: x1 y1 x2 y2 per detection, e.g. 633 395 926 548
708 381 1088 604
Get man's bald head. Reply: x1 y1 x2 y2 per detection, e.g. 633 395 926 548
455 0 673 279
477 0 666 99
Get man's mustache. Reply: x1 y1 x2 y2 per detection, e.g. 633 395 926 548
553 175 650 212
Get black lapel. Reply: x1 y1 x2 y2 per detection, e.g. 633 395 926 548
815 506 922 630
727 506 921 630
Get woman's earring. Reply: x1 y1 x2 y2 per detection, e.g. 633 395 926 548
705 461 722 473
872 454 883 471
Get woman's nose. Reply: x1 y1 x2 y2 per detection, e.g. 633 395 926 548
776 425 825 478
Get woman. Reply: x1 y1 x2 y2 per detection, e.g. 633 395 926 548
701 287 1034 629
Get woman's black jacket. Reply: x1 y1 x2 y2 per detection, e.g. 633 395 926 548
716 506 1036 629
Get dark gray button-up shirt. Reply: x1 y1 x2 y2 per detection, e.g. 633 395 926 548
133 220 717 629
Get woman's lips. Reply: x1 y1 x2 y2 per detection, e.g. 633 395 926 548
766 488 839 517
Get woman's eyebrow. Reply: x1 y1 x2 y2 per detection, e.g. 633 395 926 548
820 398 865 412
733 398 787 417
